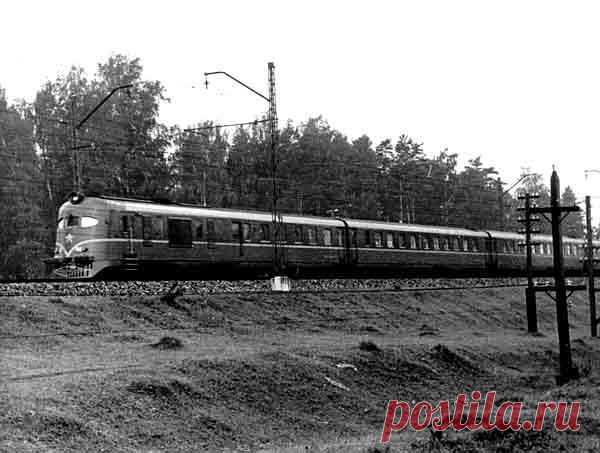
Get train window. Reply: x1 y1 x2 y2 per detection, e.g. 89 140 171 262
471 239 479 252
57 217 65 229
365 230 372 247
260 223 270 242
242 223 251 242
373 232 382 248
121 215 141 238
80 217 98 228
168 218 192 248
284 224 295 243
453 238 460 250
66 215 80 227
420 236 428 250
134 216 142 238
306 227 316 244
396 233 406 249
409 235 417 249
386 233 394 248
323 229 332 246
142 216 163 240
463 239 469 252
293 225 302 243
250 223 259 241
231 222 241 242
195 221 203 240
441 237 449 251
207 219 216 241
355 230 369 247
143 217 152 240
337 229 345 246
150 217 163 239
433 237 440 250
315 228 323 245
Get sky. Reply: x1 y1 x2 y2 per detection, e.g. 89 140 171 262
3 0 600 217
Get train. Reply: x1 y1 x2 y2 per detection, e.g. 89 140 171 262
44 193 599 280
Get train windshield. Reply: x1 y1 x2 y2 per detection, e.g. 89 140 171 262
58 215 98 229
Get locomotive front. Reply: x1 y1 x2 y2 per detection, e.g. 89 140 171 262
45 194 109 278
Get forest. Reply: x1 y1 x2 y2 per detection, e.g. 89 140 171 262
0 55 587 279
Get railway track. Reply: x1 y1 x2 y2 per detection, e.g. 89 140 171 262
0 277 534 297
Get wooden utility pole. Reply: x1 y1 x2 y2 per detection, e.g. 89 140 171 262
518 193 540 333
529 169 581 384
550 170 572 382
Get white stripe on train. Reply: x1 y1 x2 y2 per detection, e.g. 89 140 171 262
53 238 560 259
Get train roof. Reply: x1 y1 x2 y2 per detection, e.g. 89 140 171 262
486 230 590 244
344 219 489 237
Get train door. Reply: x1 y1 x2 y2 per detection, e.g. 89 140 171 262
232 221 244 256
336 220 356 266
347 228 359 265
141 215 164 261
335 227 345 264
206 219 216 249
485 233 498 272
121 212 142 258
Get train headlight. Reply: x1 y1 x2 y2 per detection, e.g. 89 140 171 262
69 192 85 204
73 246 88 253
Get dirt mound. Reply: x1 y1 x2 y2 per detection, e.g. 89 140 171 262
126 378 201 400
150 336 183 349
3 410 103 451
429 343 482 375
359 340 382 352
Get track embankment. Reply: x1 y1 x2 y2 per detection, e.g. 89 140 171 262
2 286 600 452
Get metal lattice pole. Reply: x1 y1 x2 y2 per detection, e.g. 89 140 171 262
268 62 283 275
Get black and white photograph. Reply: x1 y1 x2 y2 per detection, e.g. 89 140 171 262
1 1 600 451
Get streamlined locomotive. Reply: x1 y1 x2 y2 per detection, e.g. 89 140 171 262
46 193 596 280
